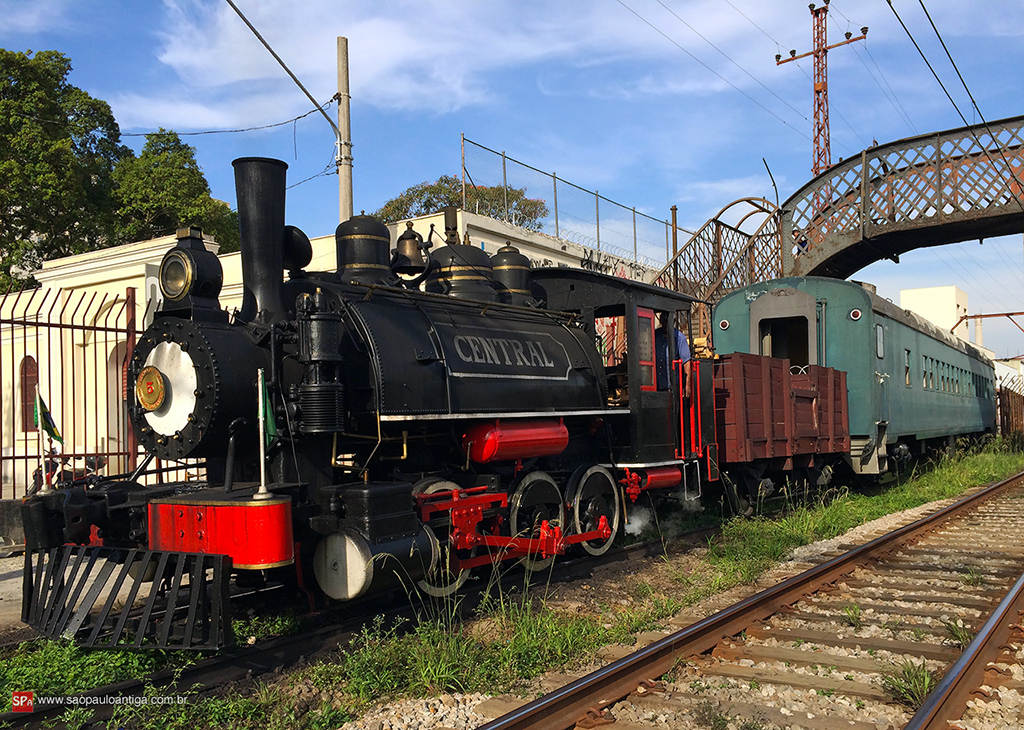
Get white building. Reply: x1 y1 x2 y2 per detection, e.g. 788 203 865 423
900 285 971 341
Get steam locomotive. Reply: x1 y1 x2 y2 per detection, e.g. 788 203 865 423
20 157 995 649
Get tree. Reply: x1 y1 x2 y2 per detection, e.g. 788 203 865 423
113 130 239 252
0 49 127 287
373 174 549 232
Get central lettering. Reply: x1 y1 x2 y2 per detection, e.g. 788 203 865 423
452 334 556 368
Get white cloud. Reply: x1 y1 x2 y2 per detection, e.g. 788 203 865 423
0 0 74 34
136 0 822 129
110 92 261 131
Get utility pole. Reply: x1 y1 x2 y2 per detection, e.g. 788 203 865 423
777 1 867 177
337 37 354 223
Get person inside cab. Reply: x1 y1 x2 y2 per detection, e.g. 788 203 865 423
655 312 690 391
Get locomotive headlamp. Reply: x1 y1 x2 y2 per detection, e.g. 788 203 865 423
850 308 862 321
159 250 193 301
719 319 730 330
155 229 224 313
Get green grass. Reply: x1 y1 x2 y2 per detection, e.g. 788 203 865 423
103 679 354 730
304 592 680 707
962 567 986 587
7 442 1020 728
232 611 303 644
841 604 863 628
668 442 1024 605
882 658 936 709
0 639 197 713
941 618 974 650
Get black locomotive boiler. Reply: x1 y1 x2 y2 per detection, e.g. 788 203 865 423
22 158 721 648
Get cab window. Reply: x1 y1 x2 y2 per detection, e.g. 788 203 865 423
637 307 656 391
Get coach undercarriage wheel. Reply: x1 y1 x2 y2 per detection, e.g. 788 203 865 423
722 472 752 517
570 465 620 556
413 478 478 598
510 470 566 572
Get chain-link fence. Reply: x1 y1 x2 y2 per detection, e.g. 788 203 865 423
462 136 676 267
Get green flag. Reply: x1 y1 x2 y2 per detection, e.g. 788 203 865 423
260 369 278 447
34 391 63 445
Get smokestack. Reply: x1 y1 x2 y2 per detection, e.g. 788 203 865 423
233 157 288 323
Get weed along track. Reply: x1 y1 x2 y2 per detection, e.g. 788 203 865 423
478 470 1024 730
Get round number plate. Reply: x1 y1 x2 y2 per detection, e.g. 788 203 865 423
136 365 166 411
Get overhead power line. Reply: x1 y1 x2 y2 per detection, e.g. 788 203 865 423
652 0 808 124
916 0 981 122
855 43 917 134
223 0 342 162
613 0 812 143
887 0 1024 215
721 0 783 47
886 0 970 128
121 102 333 138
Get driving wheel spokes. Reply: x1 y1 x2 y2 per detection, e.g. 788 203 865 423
509 470 566 572
413 478 475 598
570 465 620 556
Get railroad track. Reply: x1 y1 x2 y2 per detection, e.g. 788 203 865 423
478 471 1024 730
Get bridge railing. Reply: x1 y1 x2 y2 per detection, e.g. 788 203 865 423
782 114 1024 276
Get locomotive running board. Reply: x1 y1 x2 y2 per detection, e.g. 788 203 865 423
22 546 232 650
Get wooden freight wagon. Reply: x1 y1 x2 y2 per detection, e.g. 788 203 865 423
999 386 1024 439
713 352 850 471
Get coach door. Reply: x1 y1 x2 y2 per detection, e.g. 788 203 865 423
750 287 818 371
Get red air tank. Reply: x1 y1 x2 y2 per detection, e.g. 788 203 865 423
463 418 569 463
642 467 683 489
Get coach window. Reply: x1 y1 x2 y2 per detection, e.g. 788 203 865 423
875 324 884 358
904 349 911 386
20 356 38 432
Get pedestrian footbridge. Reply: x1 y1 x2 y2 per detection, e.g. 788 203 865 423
782 114 1024 278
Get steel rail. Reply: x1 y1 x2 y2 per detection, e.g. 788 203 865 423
477 470 1024 730
904 567 1024 730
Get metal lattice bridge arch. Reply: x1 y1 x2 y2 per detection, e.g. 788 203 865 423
653 198 780 345
782 114 1024 278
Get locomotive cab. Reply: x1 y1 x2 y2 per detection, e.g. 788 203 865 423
532 269 715 493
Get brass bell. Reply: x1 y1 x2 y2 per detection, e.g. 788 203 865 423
392 222 428 274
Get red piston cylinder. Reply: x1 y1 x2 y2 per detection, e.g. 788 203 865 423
463 418 569 463
642 466 683 490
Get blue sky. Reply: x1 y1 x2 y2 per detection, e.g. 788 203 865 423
3 0 1024 356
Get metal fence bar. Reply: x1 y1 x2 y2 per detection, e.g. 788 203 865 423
553 172 559 239
0 286 148 499
462 136 675 267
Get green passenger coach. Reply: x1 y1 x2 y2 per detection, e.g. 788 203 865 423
712 277 996 476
